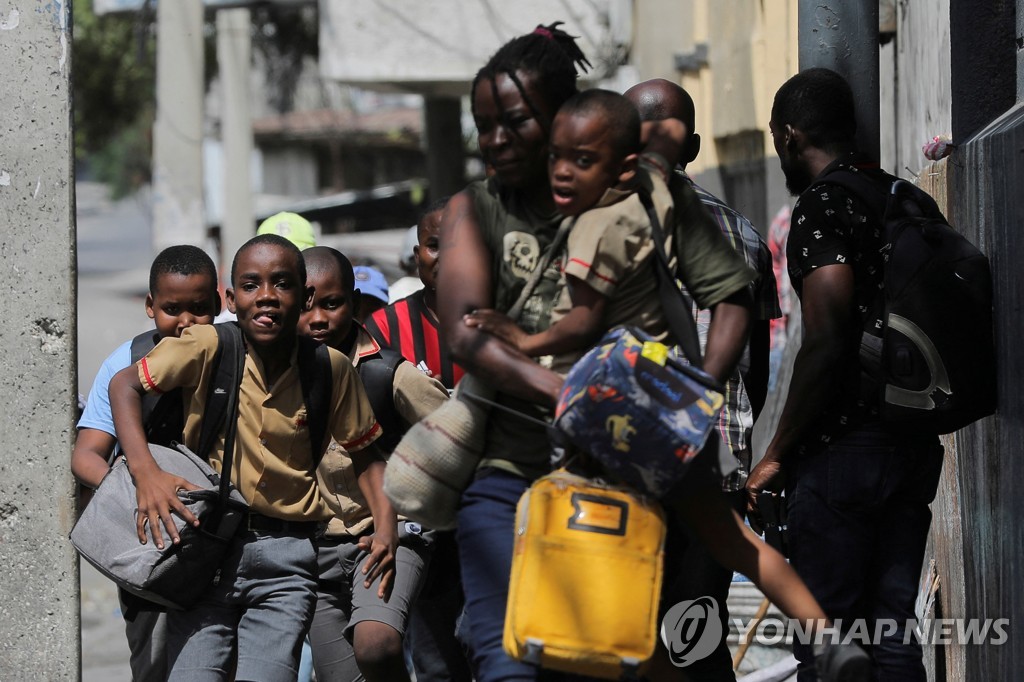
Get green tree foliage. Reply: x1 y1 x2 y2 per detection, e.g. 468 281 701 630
73 2 318 198
251 5 319 114
73 1 156 157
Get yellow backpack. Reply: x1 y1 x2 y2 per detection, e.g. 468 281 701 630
503 469 667 680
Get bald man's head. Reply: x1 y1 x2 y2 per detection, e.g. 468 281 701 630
624 78 700 167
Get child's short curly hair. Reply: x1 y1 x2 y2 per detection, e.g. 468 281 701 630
149 245 218 294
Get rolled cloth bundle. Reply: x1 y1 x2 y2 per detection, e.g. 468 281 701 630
382 374 491 530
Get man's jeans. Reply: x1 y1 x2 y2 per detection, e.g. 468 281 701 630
787 427 943 681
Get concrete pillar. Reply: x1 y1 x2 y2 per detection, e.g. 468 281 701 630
798 0 880 162
424 96 465 201
217 8 254 280
0 0 79 676
153 0 205 252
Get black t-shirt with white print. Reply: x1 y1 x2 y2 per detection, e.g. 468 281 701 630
785 153 892 455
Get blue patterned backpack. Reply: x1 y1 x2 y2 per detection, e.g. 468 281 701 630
554 188 728 497
555 327 723 496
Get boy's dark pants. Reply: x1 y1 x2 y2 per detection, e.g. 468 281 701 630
407 530 474 682
119 589 168 681
786 428 943 682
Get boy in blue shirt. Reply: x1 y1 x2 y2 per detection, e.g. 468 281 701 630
73 244 220 680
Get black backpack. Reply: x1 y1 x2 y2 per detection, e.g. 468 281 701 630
126 323 333 465
355 348 409 454
129 331 184 449
815 169 997 434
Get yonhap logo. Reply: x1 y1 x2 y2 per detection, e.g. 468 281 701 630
660 596 722 667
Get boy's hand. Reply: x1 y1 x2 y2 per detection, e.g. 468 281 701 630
357 525 399 601
131 464 202 549
463 309 525 350
640 118 688 171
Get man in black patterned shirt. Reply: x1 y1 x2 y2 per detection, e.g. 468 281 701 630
747 69 943 681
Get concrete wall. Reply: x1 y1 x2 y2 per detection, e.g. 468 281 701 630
944 102 1024 682
878 0 952 179
902 2 1021 678
884 2 1022 679
912 161 967 682
631 0 691 80
0 0 79 677
632 1 798 173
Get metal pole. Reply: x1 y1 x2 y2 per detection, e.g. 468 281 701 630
217 8 254 280
152 0 205 252
798 0 880 162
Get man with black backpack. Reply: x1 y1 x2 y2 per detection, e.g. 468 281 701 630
748 69 955 681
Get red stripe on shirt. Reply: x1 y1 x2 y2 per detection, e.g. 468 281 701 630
569 257 617 285
139 358 164 394
341 420 381 451
368 308 392 346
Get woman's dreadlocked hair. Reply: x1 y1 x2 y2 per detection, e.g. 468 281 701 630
470 22 591 130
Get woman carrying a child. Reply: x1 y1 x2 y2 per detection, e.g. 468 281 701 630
437 23 596 681
438 22 859 682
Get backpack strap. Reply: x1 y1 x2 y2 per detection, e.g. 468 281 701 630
195 323 244 463
183 322 247 528
297 337 333 467
814 168 947 243
130 330 161 364
637 187 705 368
130 330 162 428
119 331 183 457
356 348 407 454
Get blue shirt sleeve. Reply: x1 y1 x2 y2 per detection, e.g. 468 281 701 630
77 339 134 436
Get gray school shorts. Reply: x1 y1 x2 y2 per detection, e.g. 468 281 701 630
315 520 434 638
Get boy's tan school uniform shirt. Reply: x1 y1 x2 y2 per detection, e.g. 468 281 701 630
552 159 756 372
317 324 449 537
137 324 381 522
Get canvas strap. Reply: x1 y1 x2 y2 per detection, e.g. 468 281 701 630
637 188 704 368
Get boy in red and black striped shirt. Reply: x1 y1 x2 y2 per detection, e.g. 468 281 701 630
366 199 473 682
366 199 465 390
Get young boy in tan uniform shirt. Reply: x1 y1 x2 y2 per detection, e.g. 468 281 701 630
300 246 449 681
